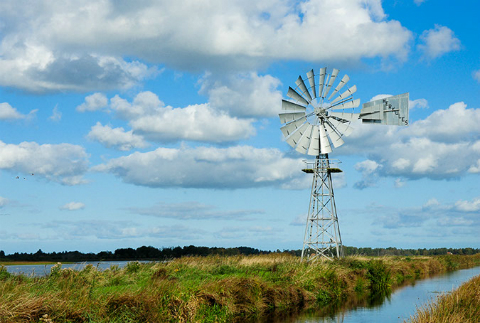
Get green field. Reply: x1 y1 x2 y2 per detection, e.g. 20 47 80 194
1 253 479 322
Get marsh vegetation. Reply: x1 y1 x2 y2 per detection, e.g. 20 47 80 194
1 253 479 322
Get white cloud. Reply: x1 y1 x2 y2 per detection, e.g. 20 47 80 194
60 202 85 211
0 197 8 207
0 140 88 185
342 102 480 181
110 91 256 143
201 72 282 117
76 93 109 112
93 145 304 189
454 198 480 212
473 70 480 83
48 105 62 122
414 0 426 5
0 102 36 120
418 25 461 60
87 122 148 151
354 159 381 189
0 0 412 92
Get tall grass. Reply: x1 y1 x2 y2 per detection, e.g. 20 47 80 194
0 254 479 322
405 273 480 323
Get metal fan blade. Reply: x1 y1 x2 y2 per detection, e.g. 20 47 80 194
323 68 339 99
329 112 360 122
327 117 354 136
282 99 306 112
318 67 326 98
286 122 309 148
324 121 345 148
330 85 357 104
319 123 332 154
307 125 320 155
330 98 360 110
295 124 314 154
279 112 306 124
307 69 316 99
280 116 306 137
328 74 349 100
295 76 312 102
287 87 309 106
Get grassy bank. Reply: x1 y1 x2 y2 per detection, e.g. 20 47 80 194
405 272 480 323
1 254 479 322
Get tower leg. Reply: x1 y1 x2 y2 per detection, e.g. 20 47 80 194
301 154 344 261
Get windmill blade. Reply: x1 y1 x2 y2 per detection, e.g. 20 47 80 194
307 125 320 155
307 69 316 99
329 112 360 122
330 85 357 104
287 87 309 106
295 124 314 154
327 117 354 136
295 76 313 102
279 112 305 124
286 122 309 148
319 123 332 154
330 98 360 110
280 116 306 137
328 74 349 100
324 121 345 148
323 68 339 99
318 67 326 98
282 99 306 112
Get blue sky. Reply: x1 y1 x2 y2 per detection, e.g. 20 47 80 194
0 0 479 254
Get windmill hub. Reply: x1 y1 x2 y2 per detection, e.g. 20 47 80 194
314 107 326 117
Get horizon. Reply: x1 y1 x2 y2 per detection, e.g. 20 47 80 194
1 0 479 255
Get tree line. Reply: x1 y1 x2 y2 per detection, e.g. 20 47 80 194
0 245 478 262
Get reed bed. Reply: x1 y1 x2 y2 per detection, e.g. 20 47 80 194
405 273 480 323
0 253 479 322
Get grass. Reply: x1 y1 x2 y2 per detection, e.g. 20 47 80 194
405 273 480 323
0 254 479 322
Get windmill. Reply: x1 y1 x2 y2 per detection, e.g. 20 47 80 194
279 68 408 261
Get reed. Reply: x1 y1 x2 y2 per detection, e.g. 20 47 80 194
405 273 480 323
0 254 479 322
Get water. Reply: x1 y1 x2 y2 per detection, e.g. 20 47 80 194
3 260 146 276
293 266 480 323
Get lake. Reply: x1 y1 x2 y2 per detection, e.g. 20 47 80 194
3 260 144 276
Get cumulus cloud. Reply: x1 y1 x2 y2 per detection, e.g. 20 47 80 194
87 122 148 151
0 0 412 92
341 101 480 182
201 72 283 117
0 140 89 185
76 93 109 112
109 91 256 143
93 145 304 189
60 202 85 211
418 25 461 60
0 102 36 120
